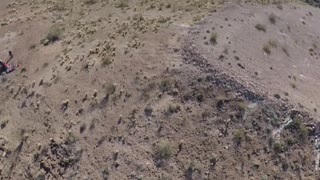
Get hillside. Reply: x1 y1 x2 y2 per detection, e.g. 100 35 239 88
0 0 320 179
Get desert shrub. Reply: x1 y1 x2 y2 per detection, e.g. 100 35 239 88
80 123 86 133
65 133 78 145
201 110 210 120
281 160 289 171
158 16 170 23
54 0 66 11
167 104 180 114
46 26 63 43
268 40 278 48
185 161 204 179
269 13 277 24
285 138 297 146
159 79 171 92
210 32 218 45
0 119 9 129
273 142 282 153
282 47 290 56
255 24 266 32
116 0 129 8
144 106 153 116
141 82 156 99
29 44 36 49
101 57 112 67
106 84 116 95
237 101 247 111
290 83 297 89
263 44 271 54
83 0 97 5
101 167 110 180
274 94 281 99
154 142 172 166
233 129 245 145
196 93 204 102
277 4 283 10
291 117 309 140
154 143 172 160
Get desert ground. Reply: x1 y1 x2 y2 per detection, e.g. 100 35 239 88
0 0 320 179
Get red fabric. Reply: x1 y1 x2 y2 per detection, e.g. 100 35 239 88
4 63 10 69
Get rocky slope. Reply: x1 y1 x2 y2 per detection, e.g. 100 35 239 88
0 0 319 179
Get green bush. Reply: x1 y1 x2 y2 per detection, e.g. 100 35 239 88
233 129 245 145
154 142 172 161
273 142 282 153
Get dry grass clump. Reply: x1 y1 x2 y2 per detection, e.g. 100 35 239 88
45 25 63 44
154 142 172 166
263 44 271 55
83 0 97 5
210 32 218 45
255 24 266 32
269 13 277 24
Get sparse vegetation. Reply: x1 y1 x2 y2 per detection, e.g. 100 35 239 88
209 32 218 45
237 101 247 111
273 142 282 153
80 123 86 133
263 44 271 55
102 167 110 180
282 46 290 56
167 103 180 114
158 16 170 23
269 13 277 24
255 24 266 32
101 57 112 67
45 26 63 44
196 93 204 102
1 1 320 179
54 0 66 11
285 138 297 146
233 129 245 146
268 40 277 48
159 79 171 92
185 161 204 179
65 133 78 145
154 142 172 166
290 117 309 140
290 83 297 89
144 106 153 116
115 0 129 8
29 44 36 49
274 94 281 99
83 0 97 5
106 84 116 95
277 4 283 10
0 119 9 129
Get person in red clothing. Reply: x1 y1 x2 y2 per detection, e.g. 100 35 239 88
0 51 16 75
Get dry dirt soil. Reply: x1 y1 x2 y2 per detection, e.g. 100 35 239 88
0 0 320 180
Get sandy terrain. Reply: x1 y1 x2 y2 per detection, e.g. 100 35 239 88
0 0 319 179
192 2 320 118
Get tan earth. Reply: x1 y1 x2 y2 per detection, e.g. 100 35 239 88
0 0 320 179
